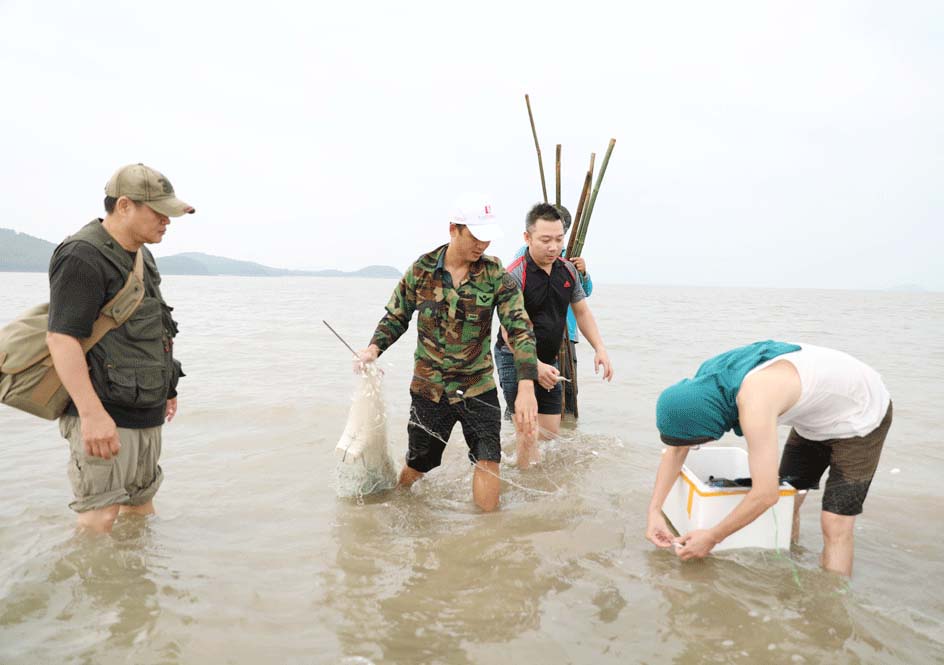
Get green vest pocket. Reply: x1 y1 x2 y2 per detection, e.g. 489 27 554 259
105 366 166 408
123 299 163 341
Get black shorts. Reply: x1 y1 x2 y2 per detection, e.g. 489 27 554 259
495 342 563 416
406 390 502 472
778 402 893 516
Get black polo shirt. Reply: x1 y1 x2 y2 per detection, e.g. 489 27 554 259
499 250 586 363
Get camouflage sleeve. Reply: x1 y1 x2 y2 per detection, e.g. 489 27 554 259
369 269 417 354
495 271 538 381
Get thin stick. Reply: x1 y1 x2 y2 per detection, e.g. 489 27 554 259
573 138 615 257
322 320 359 357
555 144 561 207
525 94 548 203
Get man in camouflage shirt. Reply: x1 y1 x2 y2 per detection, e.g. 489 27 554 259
356 194 539 511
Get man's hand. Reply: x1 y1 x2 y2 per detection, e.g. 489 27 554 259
594 348 614 381
80 409 121 460
165 397 178 422
353 344 380 373
569 256 587 275
676 529 720 560
646 511 678 549
513 380 538 438
536 361 560 390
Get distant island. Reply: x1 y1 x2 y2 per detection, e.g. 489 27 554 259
885 283 927 293
0 228 401 278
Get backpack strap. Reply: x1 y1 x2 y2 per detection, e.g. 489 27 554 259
81 248 146 351
30 250 145 406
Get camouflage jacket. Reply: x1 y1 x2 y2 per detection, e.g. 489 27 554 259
370 244 538 404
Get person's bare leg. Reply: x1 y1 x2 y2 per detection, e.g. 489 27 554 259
398 465 424 488
821 510 856 576
537 413 561 440
119 500 155 516
516 430 539 469
77 505 120 533
472 461 500 512
791 492 808 545
517 413 561 469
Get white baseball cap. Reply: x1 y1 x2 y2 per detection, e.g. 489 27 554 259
447 192 503 242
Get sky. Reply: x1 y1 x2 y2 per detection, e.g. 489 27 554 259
0 0 941 290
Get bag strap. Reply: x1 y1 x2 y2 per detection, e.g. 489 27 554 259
79 249 146 354
29 251 146 407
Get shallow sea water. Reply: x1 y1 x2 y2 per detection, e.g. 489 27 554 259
1 273 942 664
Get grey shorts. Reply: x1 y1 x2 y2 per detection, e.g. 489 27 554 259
60 415 164 513
778 402 892 516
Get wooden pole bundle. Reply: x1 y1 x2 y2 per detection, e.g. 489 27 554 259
572 138 615 258
566 152 595 260
560 327 577 417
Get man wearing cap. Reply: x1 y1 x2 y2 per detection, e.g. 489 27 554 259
494 203 596 422
494 203 613 468
46 163 194 532
645 340 892 576
355 194 539 512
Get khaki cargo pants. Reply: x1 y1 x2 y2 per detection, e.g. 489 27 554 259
60 415 164 513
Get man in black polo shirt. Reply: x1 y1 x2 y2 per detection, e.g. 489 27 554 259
496 203 614 468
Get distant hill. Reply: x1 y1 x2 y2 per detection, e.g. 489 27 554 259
156 252 401 278
0 228 401 278
0 228 56 271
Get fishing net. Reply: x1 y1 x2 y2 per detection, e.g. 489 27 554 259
335 365 398 499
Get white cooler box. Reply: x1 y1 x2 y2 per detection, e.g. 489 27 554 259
662 446 797 551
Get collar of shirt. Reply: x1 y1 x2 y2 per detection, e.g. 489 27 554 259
434 246 447 271
435 245 486 288
524 248 563 277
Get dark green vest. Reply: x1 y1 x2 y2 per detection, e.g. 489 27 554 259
65 220 179 409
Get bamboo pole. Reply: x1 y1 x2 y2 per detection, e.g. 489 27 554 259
578 152 596 233
572 138 615 258
567 152 594 259
560 327 578 418
525 94 548 203
555 144 561 206
560 151 595 419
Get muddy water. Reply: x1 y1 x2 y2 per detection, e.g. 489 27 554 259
1 273 942 664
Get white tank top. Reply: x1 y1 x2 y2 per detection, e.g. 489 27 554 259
747 343 891 441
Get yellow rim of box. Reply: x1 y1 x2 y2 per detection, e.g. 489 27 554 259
680 472 797 518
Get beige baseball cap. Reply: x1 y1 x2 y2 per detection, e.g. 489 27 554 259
105 163 195 217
